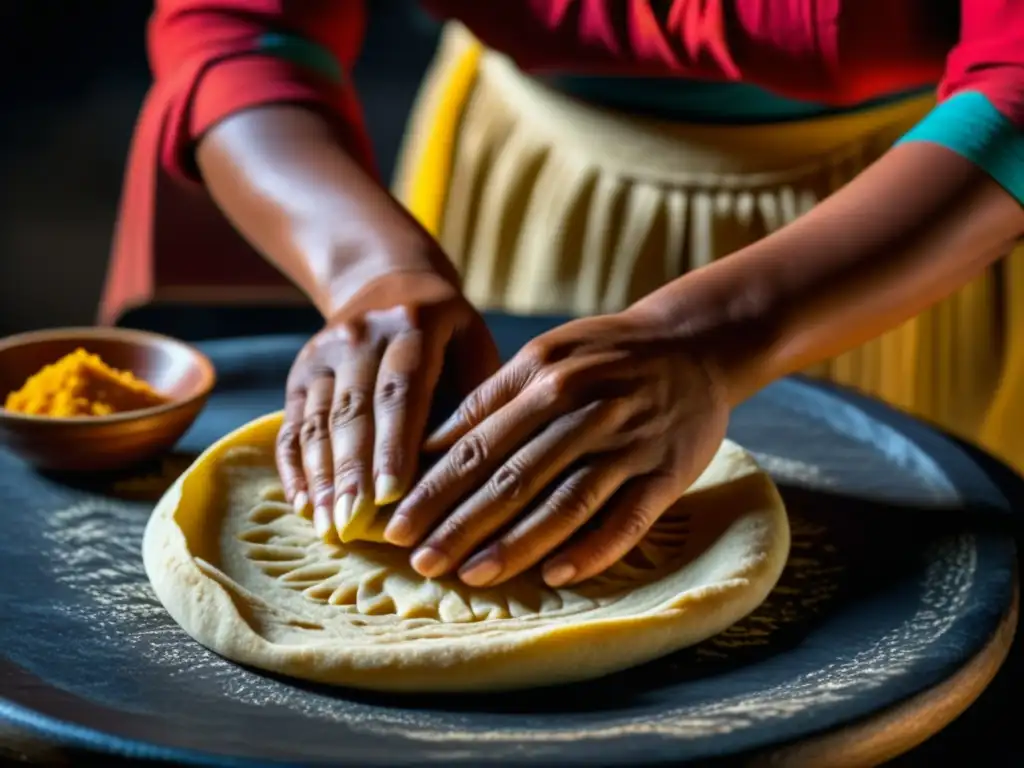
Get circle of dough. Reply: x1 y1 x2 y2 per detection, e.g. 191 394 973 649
144 413 790 693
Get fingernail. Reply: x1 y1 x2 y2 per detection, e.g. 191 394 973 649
292 491 309 517
459 555 502 587
333 493 354 533
542 561 577 587
313 506 332 540
383 515 414 546
374 474 402 505
411 546 450 578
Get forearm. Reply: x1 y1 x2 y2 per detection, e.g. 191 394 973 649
632 142 1024 404
196 104 459 318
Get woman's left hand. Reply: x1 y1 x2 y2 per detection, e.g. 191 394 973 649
382 309 732 588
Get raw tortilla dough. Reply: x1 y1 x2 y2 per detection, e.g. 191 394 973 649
144 412 790 692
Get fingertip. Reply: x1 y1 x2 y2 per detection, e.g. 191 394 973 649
383 513 415 547
411 546 450 579
313 505 333 540
333 493 354 537
458 550 503 587
292 490 310 519
542 560 578 588
374 474 403 506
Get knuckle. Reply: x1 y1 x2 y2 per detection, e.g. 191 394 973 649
454 390 486 428
295 338 333 371
369 303 420 331
518 341 545 370
534 368 574 405
452 432 488 473
308 470 334 498
550 481 601 523
332 456 367 485
375 374 409 411
409 476 440 506
330 388 370 430
375 443 402 476
488 463 525 502
276 423 300 451
300 410 330 444
437 514 474 546
519 339 554 370
617 509 653 542
284 386 306 407
325 319 364 345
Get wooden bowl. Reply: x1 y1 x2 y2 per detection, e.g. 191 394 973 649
0 327 216 472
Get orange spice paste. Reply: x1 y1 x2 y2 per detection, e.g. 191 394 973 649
4 348 168 417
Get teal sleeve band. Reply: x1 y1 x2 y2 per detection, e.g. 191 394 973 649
897 90 1024 206
254 32 344 85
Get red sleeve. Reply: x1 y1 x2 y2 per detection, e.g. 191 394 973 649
101 0 371 326
940 0 1024 127
149 0 374 178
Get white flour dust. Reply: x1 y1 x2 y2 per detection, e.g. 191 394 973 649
40 454 977 748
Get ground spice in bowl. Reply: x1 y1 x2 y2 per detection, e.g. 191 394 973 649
4 348 169 418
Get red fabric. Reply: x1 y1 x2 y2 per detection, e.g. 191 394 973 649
102 0 1024 325
101 0 369 324
940 0 1024 128
150 0 372 178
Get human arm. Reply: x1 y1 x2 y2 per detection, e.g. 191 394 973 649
636 0 1024 400
383 145 1021 589
149 0 497 537
385 0 1024 588
637 142 1024 404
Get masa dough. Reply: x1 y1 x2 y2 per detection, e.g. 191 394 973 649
144 413 790 692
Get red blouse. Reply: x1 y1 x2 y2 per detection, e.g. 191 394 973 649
101 0 1024 324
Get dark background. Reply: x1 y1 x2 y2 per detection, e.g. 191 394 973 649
0 0 440 336
1 6 1022 766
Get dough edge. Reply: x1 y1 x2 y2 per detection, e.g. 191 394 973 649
143 412 791 692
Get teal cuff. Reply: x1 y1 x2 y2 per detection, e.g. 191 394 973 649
254 32 344 85
897 90 1024 206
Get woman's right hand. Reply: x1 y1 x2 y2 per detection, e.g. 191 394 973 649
193 106 497 540
277 270 499 542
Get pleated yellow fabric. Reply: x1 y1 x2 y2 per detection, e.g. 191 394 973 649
392 29 483 239
393 23 1024 471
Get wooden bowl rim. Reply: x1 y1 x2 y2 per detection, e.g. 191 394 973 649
0 326 217 426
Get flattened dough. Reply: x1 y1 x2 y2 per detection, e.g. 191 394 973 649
144 413 790 692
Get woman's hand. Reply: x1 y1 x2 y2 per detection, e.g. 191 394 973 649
194 105 504 540
382 310 732 589
277 271 499 541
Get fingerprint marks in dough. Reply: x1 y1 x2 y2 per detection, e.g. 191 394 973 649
232 467 697 628
144 413 789 691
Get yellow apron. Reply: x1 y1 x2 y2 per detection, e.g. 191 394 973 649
393 23 1024 472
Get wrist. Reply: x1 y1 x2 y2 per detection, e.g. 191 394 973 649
198 105 462 319
299 221 461 319
321 255 451 320
323 267 461 325
625 260 786 406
